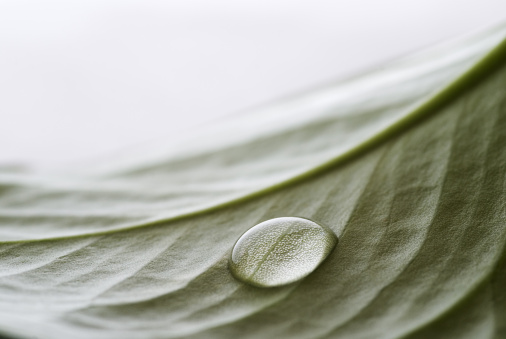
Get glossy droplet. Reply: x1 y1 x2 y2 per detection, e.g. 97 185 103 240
229 217 338 287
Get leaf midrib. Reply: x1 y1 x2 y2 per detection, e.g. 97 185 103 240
3 36 506 245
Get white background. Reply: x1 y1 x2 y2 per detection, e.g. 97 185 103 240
1 0 505 168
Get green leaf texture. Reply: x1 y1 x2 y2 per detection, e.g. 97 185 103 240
1 25 506 339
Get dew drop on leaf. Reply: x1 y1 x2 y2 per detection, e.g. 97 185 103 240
229 217 338 287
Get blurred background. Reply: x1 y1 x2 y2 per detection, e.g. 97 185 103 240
1 0 505 169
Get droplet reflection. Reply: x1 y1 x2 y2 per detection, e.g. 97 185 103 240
229 217 338 287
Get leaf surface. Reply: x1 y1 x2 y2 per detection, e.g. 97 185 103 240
1 25 506 339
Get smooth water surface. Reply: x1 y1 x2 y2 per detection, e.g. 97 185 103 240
229 217 338 287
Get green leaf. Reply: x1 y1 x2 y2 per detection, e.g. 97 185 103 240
1 24 506 339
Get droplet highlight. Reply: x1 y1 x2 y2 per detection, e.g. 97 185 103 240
229 217 338 287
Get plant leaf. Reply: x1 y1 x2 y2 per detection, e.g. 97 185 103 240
0 25 505 339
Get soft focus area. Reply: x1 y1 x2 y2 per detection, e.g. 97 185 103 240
1 0 505 168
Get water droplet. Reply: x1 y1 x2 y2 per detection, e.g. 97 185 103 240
229 217 338 287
